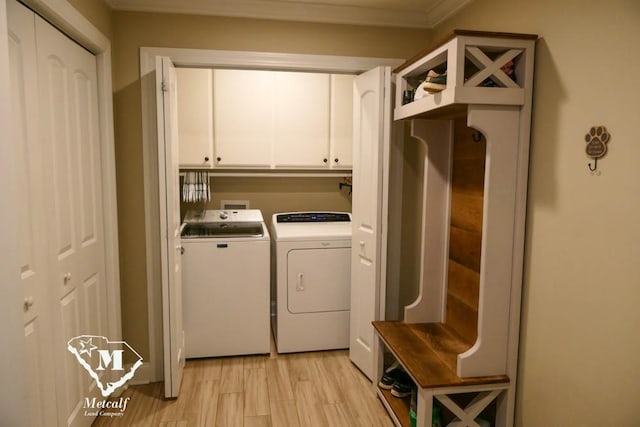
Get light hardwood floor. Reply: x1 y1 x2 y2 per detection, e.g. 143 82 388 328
92 340 394 427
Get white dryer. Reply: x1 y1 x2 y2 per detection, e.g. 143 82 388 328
271 212 352 353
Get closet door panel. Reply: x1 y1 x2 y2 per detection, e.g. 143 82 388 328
35 13 107 427
7 1 57 425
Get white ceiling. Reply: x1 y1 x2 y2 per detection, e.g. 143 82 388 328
105 0 473 29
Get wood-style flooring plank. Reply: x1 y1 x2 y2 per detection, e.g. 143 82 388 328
219 358 244 394
265 357 295 401
269 399 300 427
215 392 243 427
293 380 329 427
244 414 272 427
243 368 270 416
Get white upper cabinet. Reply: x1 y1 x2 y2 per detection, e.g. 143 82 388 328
330 74 354 169
213 69 273 167
177 68 353 170
176 68 213 168
273 72 330 168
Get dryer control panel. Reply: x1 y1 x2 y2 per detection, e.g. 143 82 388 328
276 212 351 223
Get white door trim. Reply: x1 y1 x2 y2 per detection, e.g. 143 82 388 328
140 46 402 381
0 0 120 416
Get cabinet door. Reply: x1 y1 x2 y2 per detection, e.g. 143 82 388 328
330 74 354 169
176 68 213 168
273 71 330 168
213 69 273 167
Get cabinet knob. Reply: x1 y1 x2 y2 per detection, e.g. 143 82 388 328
334 158 339 163
204 156 209 162
323 158 328 163
216 157 222 162
23 296 34 311
63 272 72 284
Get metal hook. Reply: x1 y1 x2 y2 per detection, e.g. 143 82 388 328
472 131 482 143
588 157 598 172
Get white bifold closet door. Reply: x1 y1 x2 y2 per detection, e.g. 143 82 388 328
8 0 109 425
349 66 392 380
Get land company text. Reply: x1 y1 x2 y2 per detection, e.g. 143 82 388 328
83 396 131 417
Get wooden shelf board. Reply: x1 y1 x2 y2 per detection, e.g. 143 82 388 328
373 321 510 389
377 387 411 427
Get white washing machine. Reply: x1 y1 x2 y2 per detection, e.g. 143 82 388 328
271 212 352 353
181 209 270 358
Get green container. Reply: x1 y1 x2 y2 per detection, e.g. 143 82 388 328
409 409 417 427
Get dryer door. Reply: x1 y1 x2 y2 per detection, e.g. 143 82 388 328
287 247 350 313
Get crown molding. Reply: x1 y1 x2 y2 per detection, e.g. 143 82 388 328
107 0 473 29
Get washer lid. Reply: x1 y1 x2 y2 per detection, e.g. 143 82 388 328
184 209 264 223
181 221 264 238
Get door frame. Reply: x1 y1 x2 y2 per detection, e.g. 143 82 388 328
0 0 120 420
139 47 403 381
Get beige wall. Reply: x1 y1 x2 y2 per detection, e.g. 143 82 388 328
433 0 640 425
180 177 352 224
111 10 430 360
67 0 112 41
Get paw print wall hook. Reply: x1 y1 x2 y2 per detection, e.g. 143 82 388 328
585 126 610 175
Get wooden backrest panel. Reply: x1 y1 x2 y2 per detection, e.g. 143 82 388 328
445 118 486 344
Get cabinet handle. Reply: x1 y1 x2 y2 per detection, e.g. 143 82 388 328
323 158 328 163
63 272 72 284
204 156 209 162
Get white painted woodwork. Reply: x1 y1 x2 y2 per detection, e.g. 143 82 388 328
3 0 120 423
457 105 521 378
349 66 391 380
181 68 349 170
273 71 330 167
213 69 273 167
394 35 535 121
7 2 56 425
403 119 452 324
140 47 402 383
376 32 536 427
330 74 354 169
105 0 471 29
30 8 109 426
176 67 213 167
156 56 185 398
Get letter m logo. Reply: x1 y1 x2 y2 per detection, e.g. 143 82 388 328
96 349 124 371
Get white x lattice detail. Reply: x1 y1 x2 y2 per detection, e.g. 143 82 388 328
464 47 522 89
435 389 502 427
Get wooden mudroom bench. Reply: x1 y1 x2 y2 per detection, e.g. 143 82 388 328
373 30 537 427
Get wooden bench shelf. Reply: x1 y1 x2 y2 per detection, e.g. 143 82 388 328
373 321 509 389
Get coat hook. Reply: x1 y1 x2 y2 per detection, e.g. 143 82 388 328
585 126 610 175
471 131 482 143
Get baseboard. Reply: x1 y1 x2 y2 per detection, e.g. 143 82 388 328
126 361 154 385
